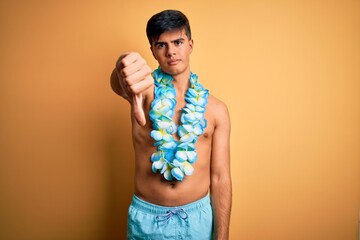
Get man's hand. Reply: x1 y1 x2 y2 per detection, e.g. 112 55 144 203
115 52 153 126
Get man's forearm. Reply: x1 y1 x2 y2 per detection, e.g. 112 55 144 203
210 177 232 240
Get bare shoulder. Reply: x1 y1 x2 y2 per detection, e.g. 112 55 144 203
207 94 230 127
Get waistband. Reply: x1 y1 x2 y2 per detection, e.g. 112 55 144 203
131 194 211 215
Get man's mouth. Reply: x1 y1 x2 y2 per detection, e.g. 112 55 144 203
168 59 180 65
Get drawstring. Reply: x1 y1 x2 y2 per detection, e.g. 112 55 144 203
155 209 188 223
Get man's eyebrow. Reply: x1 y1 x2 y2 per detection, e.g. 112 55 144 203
154 41 167 46
154 38 185 45
171 38 185 43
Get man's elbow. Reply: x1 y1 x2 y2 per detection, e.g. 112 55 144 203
211 172 232 187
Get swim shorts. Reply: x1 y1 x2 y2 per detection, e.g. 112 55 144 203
127 195 213 239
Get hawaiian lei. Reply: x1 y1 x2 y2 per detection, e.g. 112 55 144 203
149 68 209 181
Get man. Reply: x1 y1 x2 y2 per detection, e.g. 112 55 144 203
111 10 231 239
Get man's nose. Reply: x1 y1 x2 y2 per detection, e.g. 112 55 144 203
166 45 176 57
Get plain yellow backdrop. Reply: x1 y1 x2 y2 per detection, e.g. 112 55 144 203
0 0 359 239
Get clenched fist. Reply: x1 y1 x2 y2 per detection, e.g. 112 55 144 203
114 52 154 126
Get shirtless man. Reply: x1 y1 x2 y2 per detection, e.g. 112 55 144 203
111 10 231 239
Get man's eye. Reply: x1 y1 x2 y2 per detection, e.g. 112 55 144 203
174 41 183 46
157 44 165 49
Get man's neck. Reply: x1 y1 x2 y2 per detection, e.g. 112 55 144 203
171 70 191 97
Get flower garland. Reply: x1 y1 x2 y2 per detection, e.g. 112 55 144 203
149 68 209 181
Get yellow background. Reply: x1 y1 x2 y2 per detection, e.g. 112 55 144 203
1 0 359 239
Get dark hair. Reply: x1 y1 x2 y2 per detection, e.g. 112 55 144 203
146 10 191 45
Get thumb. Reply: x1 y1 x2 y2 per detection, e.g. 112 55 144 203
133 94 146 126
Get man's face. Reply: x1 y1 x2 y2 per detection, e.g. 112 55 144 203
150 29 193 77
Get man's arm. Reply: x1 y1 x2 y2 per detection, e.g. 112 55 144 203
110 52 153 126
210 101 232 240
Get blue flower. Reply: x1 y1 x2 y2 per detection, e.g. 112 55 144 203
173 159 194 176
155 140 177 151
175 142 197 163
152 117 177 134
150 98 176 120
178 124 205 143
181 103 205 123
154 86 176 99
153 67 173 86
185 89 209 107
171 167 184 181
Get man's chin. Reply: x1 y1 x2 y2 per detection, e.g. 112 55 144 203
160 68 177 76
160 66 184 76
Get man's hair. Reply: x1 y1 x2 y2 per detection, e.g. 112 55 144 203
146 10 191 45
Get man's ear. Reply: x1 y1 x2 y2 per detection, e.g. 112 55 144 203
150 46 157 60
189 39 194 53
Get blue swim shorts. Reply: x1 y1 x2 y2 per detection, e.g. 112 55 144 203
127 195 213 239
